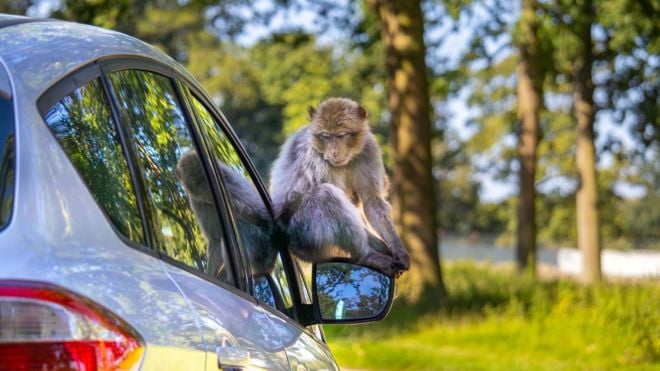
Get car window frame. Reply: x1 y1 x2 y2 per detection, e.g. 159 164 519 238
36 63 154 257
99 59 252 294
37 58 251 297
36 56 314 327
176 84 311 323
0 61 15 232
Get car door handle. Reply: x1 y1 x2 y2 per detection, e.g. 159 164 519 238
216 340 250 370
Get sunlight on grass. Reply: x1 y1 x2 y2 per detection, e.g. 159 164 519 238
325 262 660 370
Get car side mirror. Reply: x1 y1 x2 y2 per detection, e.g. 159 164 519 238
311 261 394 324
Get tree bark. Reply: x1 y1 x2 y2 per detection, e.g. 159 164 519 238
366 0 445 304
515 0 543 275
573 0 601 283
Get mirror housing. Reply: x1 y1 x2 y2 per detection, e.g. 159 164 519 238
306 259 394 325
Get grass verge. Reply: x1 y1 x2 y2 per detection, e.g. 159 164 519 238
325 262 660 370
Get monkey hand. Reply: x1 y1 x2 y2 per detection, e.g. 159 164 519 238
392 246 410 273
366 231 409 277
358 248 407 278
388 236 410 274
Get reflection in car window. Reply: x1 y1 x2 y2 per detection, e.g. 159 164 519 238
0 95 14 230
188 93 294 312
109 70 234 284
42 79 143 242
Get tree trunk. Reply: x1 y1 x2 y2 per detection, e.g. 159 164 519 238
573 0 601 283
515 0 543 275
366 0 445 304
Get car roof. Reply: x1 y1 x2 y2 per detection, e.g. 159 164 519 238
0 14 195 102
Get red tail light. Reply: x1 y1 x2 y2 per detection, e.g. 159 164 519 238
0 281 144 371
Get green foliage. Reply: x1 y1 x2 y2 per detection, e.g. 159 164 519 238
434 132 509 234
21 0 659 251
326 262 660 370
185 30 387 178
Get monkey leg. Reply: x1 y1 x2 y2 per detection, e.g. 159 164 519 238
288 183 368 261
287 184 401 276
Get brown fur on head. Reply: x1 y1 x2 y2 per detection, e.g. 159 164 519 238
309 97 369 167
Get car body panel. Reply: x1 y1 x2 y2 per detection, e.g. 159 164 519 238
0 19 193 104
0 93 206 367
162 262 293 370
0 17 207 369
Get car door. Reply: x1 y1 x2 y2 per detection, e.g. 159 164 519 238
103 64 293 370
34 65 207 369
180 86 338 371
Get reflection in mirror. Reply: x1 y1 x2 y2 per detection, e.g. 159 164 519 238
253 275 276 308
315 262 391 321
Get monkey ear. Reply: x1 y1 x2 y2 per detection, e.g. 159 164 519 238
308 106 317 120
356 105 368 120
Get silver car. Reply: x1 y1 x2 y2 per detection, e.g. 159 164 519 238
0 14 394 370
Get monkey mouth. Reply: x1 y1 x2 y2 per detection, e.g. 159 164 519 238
325 157 350 167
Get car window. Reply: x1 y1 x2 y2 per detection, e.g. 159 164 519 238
0 94 14 230
42 78 144 243
186 91 295 313
108 69 234 284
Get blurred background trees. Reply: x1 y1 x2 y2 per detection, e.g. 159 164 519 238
4 0 657 291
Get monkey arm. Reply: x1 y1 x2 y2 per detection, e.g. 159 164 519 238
362 196 399 248
362 196 410 271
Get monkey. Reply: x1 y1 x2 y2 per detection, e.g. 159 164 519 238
175 151 277 280
269 97 410 277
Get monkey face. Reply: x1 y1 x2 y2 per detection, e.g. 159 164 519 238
313 130 363 166
309 98 369 166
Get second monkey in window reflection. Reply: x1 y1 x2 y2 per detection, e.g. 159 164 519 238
175 151 277 280
270 98 410 277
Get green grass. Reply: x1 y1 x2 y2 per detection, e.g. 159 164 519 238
325 262 660 370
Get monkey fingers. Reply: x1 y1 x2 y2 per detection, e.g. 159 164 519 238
391 247 410 271
359 249 401 277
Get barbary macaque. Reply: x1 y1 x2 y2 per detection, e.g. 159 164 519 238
269 97 410 277
175 151 277 279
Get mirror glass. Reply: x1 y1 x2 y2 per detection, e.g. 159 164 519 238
253 275 276 309
315 262 392 321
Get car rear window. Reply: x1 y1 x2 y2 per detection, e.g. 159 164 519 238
41 78 145 243
0 93 14 230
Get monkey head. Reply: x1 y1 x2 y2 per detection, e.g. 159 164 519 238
309 98 369 167
175 151 213 203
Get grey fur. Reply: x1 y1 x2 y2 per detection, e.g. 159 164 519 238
175 151 277 280
270 98 410 277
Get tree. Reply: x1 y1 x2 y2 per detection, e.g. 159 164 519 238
514 0 546 274
570 0 600 283
450 0 548 275
366 0 446 304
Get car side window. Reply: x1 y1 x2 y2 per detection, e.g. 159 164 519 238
42 78 144 243
0 94 15 230
186 91 295 314
108 69 234 284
